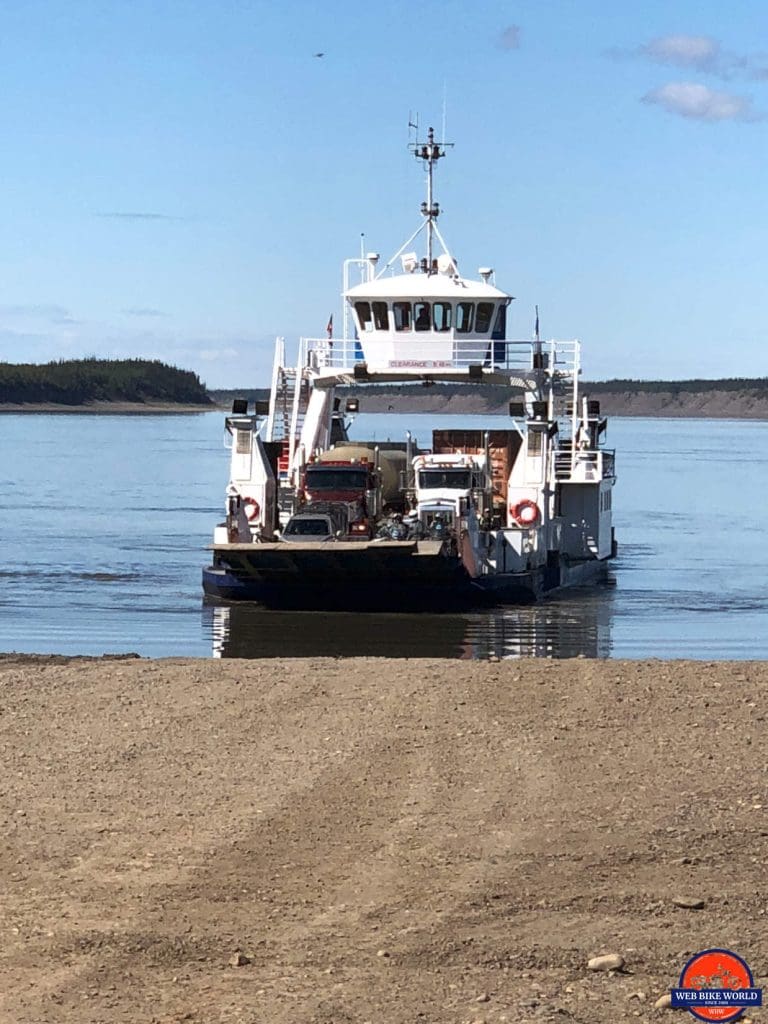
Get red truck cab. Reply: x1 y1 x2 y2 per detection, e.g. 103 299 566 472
302 461 374 538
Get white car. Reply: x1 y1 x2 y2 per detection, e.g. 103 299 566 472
280 506 348 542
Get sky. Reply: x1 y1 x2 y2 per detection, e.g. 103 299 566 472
2 0 768 387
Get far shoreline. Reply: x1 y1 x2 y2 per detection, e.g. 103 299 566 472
4 390 768 419
0 401 217 415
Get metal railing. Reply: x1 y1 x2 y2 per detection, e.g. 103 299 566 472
554 448 616 482
300 336 580 378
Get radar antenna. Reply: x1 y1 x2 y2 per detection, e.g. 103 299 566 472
409 126 454 272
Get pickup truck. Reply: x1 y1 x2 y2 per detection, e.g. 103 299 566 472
279 503 349 543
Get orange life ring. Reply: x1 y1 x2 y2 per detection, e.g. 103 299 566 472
510 499 541 527
242 496 261 521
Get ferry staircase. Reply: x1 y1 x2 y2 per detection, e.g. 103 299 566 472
545 341 581 482
266 338 312 486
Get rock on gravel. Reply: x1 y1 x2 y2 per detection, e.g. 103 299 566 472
587 953 625 972
228 951 251 967
671 896 705 910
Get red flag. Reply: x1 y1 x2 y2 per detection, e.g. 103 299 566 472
326 313 333 338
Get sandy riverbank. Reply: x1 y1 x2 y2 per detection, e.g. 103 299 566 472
0 402 215 414
354 389 768 418
5 390 768 418
0 655 765 1023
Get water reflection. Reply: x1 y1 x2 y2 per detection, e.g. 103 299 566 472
203 587 614 660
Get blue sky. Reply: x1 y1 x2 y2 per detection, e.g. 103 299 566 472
2 0 768 387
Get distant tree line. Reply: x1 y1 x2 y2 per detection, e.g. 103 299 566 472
586 377 768 395
0 358 212 406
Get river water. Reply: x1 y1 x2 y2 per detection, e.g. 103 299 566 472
1 411 766 659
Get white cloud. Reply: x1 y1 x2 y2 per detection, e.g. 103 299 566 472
643 34 721 71
198 347 239 362
630 33 768 79
642 82 761 121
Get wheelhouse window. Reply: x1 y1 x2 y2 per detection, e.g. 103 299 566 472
492 303 507 340
414 302 431 331
417 469 472 489
475 302 494 334
372 301 388 330
433 302 452 332
393 302 411 331
491 303 508 364
455 302 474 333
355 301 373 333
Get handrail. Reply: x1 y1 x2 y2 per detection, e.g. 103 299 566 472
265 336 285 442
554 448 616 482
301 336 580 377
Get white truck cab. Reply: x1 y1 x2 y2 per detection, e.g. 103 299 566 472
412 452 487 537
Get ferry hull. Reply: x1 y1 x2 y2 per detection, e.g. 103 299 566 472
203 540 611 610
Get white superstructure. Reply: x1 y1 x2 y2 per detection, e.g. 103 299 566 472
204 127 616 607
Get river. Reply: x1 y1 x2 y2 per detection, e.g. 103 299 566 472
1 411 766 659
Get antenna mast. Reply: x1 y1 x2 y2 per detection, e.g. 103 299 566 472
409 126 453 272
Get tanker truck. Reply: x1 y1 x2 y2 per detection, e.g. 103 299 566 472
301 443 407 538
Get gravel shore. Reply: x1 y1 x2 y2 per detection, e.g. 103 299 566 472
1 655 765 1023
0 402 214 414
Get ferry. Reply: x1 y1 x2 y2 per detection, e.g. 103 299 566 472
202 129 617 609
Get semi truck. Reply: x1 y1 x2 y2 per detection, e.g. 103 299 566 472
298 443 408 539
411 429 523 535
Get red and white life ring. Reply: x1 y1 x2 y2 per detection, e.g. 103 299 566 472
242 496 261 521
510 499 541 527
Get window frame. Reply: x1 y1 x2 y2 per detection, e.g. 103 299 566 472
414 302 431 332
372 301 389 331
393 301 412 332
433 302 452 332
354 301 373 333
455 302 475 334
475 302 494 334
